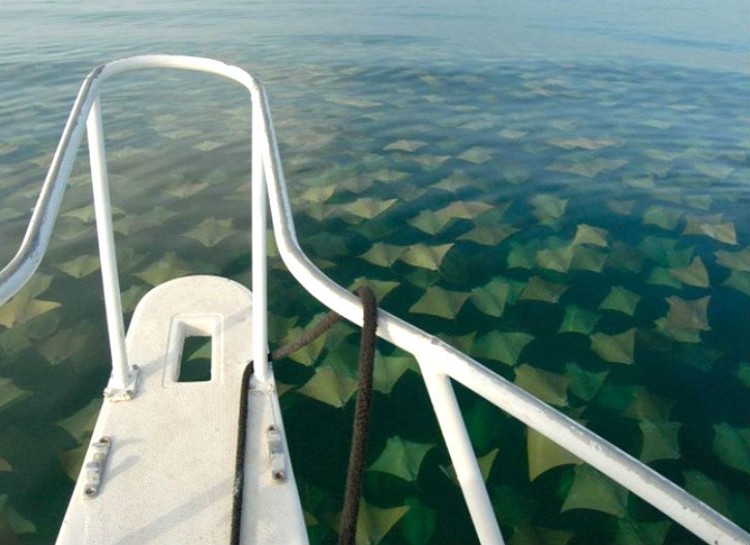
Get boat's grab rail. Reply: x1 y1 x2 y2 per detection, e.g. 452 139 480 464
0 55 747 545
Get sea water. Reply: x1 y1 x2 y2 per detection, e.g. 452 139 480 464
0 1 748 543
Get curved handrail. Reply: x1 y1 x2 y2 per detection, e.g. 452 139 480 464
0 55 747 545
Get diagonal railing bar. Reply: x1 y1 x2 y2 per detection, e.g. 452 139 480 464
0 55 747 545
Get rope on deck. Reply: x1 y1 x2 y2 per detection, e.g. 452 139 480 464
230 287 378 544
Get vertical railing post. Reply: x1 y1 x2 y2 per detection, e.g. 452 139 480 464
418 359 505 545
251 97 269 383
87 97 133 397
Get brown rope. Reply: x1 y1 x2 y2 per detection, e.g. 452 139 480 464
270 310 342 361
268 287 379 545
338 286 378 545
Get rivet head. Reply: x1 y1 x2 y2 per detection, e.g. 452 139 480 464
84 487 97 497
273 470 285 481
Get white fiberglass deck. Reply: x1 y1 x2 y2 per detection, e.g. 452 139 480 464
56 276 306 544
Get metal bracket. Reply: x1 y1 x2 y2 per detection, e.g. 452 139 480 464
83 437 112 499
267 425 287 482
103 364 140 401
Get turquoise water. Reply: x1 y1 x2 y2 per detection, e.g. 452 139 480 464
0 2 749 544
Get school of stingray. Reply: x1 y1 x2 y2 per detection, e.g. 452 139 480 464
0 60 748 544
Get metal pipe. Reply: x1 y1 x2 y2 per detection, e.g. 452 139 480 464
86 97 130 394
251 98 269 384
419 363 505 545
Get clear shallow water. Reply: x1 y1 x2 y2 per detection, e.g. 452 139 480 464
0 2 749 544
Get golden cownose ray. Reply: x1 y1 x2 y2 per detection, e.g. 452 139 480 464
571 224 608 247
638 420 682 463
514 364 569 407
643 205 683 231
0 378 30 412
527 427 582 480
546 137 618 150
440 448 499 485
568 245 607 273
182 218 235 247
164 181 208 199
120 285 148 313
590 329 636 365
409 286 469 320
193 140 222 152
350 500 409 545
383 139 428 153
646 268 683 289
55 255 100 278
133 252 192 286
367 436 434 481
498 129 528 140
113 207 176 236
501 164 531 185
546 158 627 178
470 279 511 318
694 162 735 180
712 423 750 474
715 248 750 272
684 471 733 518
723 270 750 296
399 243 454 271
0 495 36 539
637 236 694 268
614 518 671 545
295 366 357 408
0 294 60 329
458 224 519 246
535 246 573 274
507 242 540 270
54 398 102 444
347 278 400 301
339 198 398 220
300 184 336 204
457 146 494 164
371 352 417 395
409 154 450 170
472 331 534 366
560 465 628 517
0 458 9 472
530 194 568 226
436 200 495 220
509 525 574 545
642 148 682 162
519 276 569 303
669 256 709 287
62 204 125 223
407 210 454 235
558 305 600 334
432 171 476 193
359 243 406 268
599 286 641 316
36 323 90 365
622 387 675 422
684 194 713 210
654 295 711 343
0 311 59 356
565 362 608 401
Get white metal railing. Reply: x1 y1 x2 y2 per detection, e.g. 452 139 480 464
0 55 748 545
